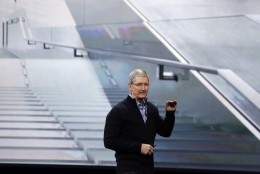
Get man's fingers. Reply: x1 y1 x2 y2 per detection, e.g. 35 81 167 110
146 145 154 155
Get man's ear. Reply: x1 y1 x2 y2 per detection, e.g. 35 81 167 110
128 83 132 91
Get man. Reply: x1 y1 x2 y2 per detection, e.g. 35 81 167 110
103 69 176 174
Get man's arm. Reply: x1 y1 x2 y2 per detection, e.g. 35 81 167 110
157 100 176 137
103 107 141 153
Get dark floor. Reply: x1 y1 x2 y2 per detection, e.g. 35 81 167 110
0 163 259 174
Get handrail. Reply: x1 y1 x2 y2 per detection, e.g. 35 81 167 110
3 13 260 139
26 38 220 74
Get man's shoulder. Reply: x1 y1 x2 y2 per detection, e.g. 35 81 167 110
113 96 130 108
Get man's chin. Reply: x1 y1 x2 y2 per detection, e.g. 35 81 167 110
137 95 147 100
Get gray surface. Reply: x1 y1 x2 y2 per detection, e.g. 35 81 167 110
127 0 260 134
129 0 260 20
0 49 18 58
150 16 260 93
0 59 25 87
128 0 260 94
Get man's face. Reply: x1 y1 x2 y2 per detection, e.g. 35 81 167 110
128 76 149 102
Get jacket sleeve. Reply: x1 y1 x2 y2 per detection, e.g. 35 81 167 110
156 109 175 137
103 106 141 153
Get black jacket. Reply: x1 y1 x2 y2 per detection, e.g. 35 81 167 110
103 95 175 173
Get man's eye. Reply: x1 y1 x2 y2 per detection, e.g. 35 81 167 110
133 83 149 87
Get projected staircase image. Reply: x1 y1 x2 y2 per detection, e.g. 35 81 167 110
0 87 88 164
1 0 260 173
1 84 259 169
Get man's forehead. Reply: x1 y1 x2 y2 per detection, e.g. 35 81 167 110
134 76 149 82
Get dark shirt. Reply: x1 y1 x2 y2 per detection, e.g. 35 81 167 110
103 95 175 174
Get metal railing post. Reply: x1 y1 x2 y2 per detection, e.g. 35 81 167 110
2 19 4 48
2 18 7 48
5 19 8 47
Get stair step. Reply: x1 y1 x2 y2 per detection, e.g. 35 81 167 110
0 87 30 92
64 123 104 131
0 129 69 138
0 110 51 116
38 95 122 100
156 131 256 141
85 148 115 165
0 149 89 163
79 139 104 149
0 138 78 148
0 97 39 101
33 89 106 94
173 124 213 131
48 105 111 111
0 93 35 97
47 103 111 107
0 116 56 122
0 122 62 129
70 130 103 139
154 150 260 166
154 140 259 153
0 105 47 110
41 99 116 103
58 116 105 123
53 111 109 117
103 88 128 93
41 100 113 105
0 101 44 105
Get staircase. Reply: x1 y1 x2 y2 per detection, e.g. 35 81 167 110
0 86 259 172
31 87 113 166
0 87 89 164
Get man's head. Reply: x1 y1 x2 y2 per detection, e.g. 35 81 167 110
128 69 149 102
